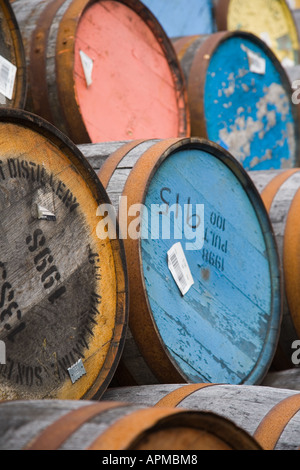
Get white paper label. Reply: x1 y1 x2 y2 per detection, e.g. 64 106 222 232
167 242 194 296
241 44 266 75
0 56 16 100
79 50 94 87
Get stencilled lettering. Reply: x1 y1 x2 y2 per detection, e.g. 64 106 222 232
26 229 66 304
0 262 26 342
0 159 80 213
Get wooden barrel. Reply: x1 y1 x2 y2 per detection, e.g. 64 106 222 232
141 0 215 38
0 0 27 109
214 0 300 68
250 169 300 369
0 108 128 401
79 138 282 387
10 0 190 145
102 383 300 451
172 31 300 171
0 399 261 450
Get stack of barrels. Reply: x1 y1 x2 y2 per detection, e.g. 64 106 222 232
1 0 300 451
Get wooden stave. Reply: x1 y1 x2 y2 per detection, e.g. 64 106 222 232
0 108 128 401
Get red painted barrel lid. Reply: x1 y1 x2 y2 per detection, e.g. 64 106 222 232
71 0 189 142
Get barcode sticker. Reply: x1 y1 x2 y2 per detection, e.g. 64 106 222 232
0 56 16 100
167 242 194 296
79 50 94 87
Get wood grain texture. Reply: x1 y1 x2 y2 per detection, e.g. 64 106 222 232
173 31 300 170
0 109 128 401
11 0 190 144
102 383 300 450
0 398 261 450
0 0 27 108
92 138 282 386
250 169 300 369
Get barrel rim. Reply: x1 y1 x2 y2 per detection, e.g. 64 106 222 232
0 0 27 109
0 107 129 401
185 29 300 169
120 137 283 385
51 0 190 144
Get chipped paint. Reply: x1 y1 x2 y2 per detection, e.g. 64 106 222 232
204 36 297 170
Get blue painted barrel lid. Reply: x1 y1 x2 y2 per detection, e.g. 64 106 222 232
188 32 300 170
141 0 215 37
135 138 281 385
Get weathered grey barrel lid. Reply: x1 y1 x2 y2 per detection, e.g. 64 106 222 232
0 108 128 401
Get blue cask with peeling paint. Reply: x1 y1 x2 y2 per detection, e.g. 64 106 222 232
96 138 282 386
141 0 215 37
173 31 300 171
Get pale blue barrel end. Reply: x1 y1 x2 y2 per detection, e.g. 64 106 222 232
141 0 215 37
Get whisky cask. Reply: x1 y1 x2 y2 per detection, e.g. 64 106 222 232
11 0 189 144
262 368 300 390
0 108 128 401
80 138 282 386
0 399 261 450
172 31 300 170
103 383 300 451
0 0 26 108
